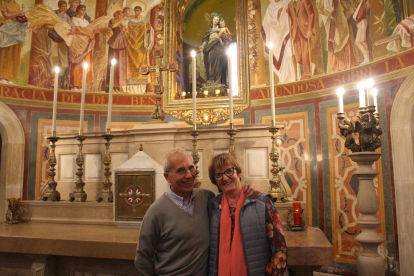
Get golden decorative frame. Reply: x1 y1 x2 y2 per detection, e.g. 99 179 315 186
163 0 250 125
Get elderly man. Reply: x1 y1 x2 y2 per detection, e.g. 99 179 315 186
135 148 261 275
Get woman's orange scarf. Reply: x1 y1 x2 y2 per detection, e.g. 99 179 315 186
218 187 248 276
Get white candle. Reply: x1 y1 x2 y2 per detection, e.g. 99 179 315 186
372 88 378 114
227 48 234 124
79 62 88 135
191 50 197 129
357 82 366 108
52 66 60 136
365 78 374 106
107 58 116 131
336 87 345 113
268 42 275 126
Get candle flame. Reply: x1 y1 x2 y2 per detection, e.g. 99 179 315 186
371 88 378 97
365 78 374 88
54 66 60 74
336 87 345 96
83 62 89 70
111 58 117 66
191 50 196 58
357 82 366 91
268 42 273 50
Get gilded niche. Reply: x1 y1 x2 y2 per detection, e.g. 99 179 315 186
163 0 250 125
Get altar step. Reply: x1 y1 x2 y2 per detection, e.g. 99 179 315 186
20 200 115 226
20 200 306 228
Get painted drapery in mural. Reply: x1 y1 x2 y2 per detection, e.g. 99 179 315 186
256 0 414 86
16 0 161 92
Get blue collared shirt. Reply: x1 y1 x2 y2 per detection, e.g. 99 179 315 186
165 187 195 215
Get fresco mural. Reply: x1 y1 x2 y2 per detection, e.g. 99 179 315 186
0 0 163 91
256 0 414 86
1 0 413 93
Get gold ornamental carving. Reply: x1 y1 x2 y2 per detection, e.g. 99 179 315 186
168 106 247 125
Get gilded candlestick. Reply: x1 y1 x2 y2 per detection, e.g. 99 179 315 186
41 136 61 201
70 135 87 202
226 123 239 159
267 125 287 203
190 128 201 188
97 134 115 202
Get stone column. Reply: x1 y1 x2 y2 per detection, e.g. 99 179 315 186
348 152 385 276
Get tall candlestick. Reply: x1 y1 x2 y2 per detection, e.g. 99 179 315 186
52 66 60 136
372 88 378 114
79 62 88 135
336 87 345 113
107 59 116 133
366 78 374 106
357 82 366 108
191 50 197 129
227 48 234 124
268 42 275 126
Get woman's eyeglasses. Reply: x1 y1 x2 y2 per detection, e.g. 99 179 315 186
214 167 236 181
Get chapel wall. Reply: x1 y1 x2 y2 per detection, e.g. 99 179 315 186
1 48 413 276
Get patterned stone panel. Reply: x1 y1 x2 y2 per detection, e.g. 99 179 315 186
245 148 268 179
85 154 103 181
263 112 312 225
59 154 76 181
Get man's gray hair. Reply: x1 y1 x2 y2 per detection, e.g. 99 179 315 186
163 148 193 172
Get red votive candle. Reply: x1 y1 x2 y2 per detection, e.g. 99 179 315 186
293 202 301 225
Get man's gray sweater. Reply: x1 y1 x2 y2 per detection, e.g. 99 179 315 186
135 188 215 276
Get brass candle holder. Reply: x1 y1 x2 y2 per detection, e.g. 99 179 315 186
41 136 61 201
70 135 87 202
6 198 21 224
190 127 201 188
226 123 239 159
267 123 287 203
97 133 114 202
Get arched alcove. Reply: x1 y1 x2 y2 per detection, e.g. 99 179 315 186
0 102 25 221
390 72 414 275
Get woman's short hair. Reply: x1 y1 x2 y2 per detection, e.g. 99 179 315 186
76 4 86 12
134 5 142 11
122 7 130 12
208 152 242 185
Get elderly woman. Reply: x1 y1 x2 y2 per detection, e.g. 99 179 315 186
208 153 288 276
